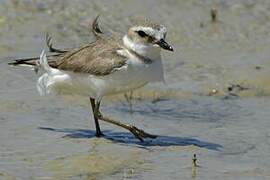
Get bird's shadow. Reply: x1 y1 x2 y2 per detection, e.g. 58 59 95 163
38 127 222 151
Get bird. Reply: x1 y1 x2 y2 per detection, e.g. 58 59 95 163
9 16 174 141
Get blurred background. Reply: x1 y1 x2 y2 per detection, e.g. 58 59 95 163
0 0 270 179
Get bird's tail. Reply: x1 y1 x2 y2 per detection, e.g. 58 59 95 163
36 50 52 95
8 56 39 66
8 55 41 73
8 33 66 68
8 52 60 74
38 50 52 73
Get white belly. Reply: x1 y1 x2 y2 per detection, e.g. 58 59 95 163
37 58 164 99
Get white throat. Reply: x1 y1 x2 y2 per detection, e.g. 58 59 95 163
123 35 161 61
122 35 165 83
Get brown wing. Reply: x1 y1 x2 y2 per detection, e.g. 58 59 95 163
50 37 127 76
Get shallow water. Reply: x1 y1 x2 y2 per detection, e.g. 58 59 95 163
1 0 270 179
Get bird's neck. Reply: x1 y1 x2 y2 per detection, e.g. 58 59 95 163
123 35 161 61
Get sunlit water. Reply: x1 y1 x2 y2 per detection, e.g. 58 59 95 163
0 0 270 179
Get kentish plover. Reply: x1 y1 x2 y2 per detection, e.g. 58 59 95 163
9 16 174 141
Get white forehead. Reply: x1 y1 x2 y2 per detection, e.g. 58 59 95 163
131 25 167 39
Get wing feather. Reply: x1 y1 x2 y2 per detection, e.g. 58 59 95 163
50 37 127 76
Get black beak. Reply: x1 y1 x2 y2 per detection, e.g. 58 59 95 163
156 39 174 51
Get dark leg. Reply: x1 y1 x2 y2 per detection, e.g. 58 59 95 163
90 97 103 137
94 100 157 142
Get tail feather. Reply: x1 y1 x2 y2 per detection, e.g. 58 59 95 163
8 56 39 66
8 53 62 68
39 50 52 73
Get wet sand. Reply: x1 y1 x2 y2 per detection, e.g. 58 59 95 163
1 0 270 179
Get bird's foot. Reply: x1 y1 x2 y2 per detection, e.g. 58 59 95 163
96 113 157 142
128 125 157 142
95 131 104 137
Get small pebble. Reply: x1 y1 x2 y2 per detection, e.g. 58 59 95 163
255 66 262 70
208 88 218 96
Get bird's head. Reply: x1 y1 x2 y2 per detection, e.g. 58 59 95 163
124 17 173 54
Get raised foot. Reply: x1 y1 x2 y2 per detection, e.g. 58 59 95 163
129 125 157 142
96 114 157 142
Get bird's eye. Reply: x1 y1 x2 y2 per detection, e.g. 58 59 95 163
137 30 147 37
